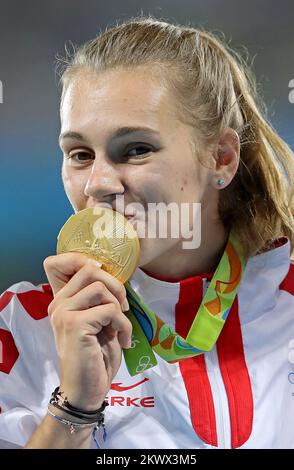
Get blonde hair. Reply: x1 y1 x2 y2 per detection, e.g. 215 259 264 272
57 14 294 259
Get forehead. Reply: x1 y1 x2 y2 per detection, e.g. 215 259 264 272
60 68 177 135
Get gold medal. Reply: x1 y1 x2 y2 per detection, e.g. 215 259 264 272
56 207 140 283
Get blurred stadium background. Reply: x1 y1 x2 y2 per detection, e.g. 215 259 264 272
0 0 293 292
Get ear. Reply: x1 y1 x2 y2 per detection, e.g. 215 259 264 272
213 128 240 189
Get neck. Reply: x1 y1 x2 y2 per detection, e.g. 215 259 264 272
140 222 230 281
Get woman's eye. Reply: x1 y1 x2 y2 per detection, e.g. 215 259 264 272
66 145 154 165
68 152 94 163
125 145 153 158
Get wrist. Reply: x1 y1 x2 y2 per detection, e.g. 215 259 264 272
47 403 91 425
48 385 108 442
59 383 106 412
52 385 108 414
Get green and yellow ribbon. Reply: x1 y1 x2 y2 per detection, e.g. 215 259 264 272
123 232 247 376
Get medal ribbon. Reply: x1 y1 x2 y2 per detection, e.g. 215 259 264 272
123 232 247 376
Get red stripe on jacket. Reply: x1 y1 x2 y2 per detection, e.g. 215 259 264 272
175 276 218 446
175 275 253 447
280 263 294 296
217 297 254 448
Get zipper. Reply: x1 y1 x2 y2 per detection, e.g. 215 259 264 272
204 345 232 449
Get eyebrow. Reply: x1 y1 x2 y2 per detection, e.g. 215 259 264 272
58 126 160 144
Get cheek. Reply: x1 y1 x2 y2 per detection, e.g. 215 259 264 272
128 169 164 206
62 165 87 207
156 161 196 201
178 163 210 203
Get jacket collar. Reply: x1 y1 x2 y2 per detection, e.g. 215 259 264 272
129 237 291 325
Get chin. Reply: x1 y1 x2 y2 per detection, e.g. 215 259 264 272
136 238 169 270
137 249 152 269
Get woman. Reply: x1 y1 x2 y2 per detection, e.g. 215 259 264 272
0 15 293 449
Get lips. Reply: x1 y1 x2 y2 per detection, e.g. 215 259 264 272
125 215 137 231
91 204 136 223
89 205 141 238
116 210 136 223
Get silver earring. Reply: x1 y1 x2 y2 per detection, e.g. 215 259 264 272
217 178 225 187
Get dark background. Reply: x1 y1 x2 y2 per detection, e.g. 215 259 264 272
0 0 293 292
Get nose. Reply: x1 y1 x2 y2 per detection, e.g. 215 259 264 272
84 158 125 200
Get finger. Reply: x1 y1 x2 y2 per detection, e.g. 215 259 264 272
55 258 128 310
43 252 100 296
64 280 121 311
62 303 133 349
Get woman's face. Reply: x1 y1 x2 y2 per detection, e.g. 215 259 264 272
59 67 224 271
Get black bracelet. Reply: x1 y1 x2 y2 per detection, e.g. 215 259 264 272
50 401 102 424
64 395 108 416
50 386 108 421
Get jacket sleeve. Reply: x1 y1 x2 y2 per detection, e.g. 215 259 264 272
0 282 56 448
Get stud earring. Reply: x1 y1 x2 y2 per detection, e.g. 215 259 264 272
217 178 225 187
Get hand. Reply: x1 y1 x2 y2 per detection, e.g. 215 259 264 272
43 252 132 411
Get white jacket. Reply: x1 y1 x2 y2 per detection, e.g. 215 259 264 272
0 237 293 449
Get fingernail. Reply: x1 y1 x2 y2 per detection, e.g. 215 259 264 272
122 298 129 312
88 259 102 268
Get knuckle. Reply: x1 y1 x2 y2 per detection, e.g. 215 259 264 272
83 261 96 276
115 300 123 313
125 317 133 333
107 301 121 316
49 309 60 330
52 308 77 334
48 301 69 328
115 303 126 320
47 296 64 316
47 299 56 317
43 255 55 271
99 315 111 327
62 314 78 333
92 280 106 293
117 283 127 303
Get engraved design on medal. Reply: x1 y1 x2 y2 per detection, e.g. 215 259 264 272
57 207 140 283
